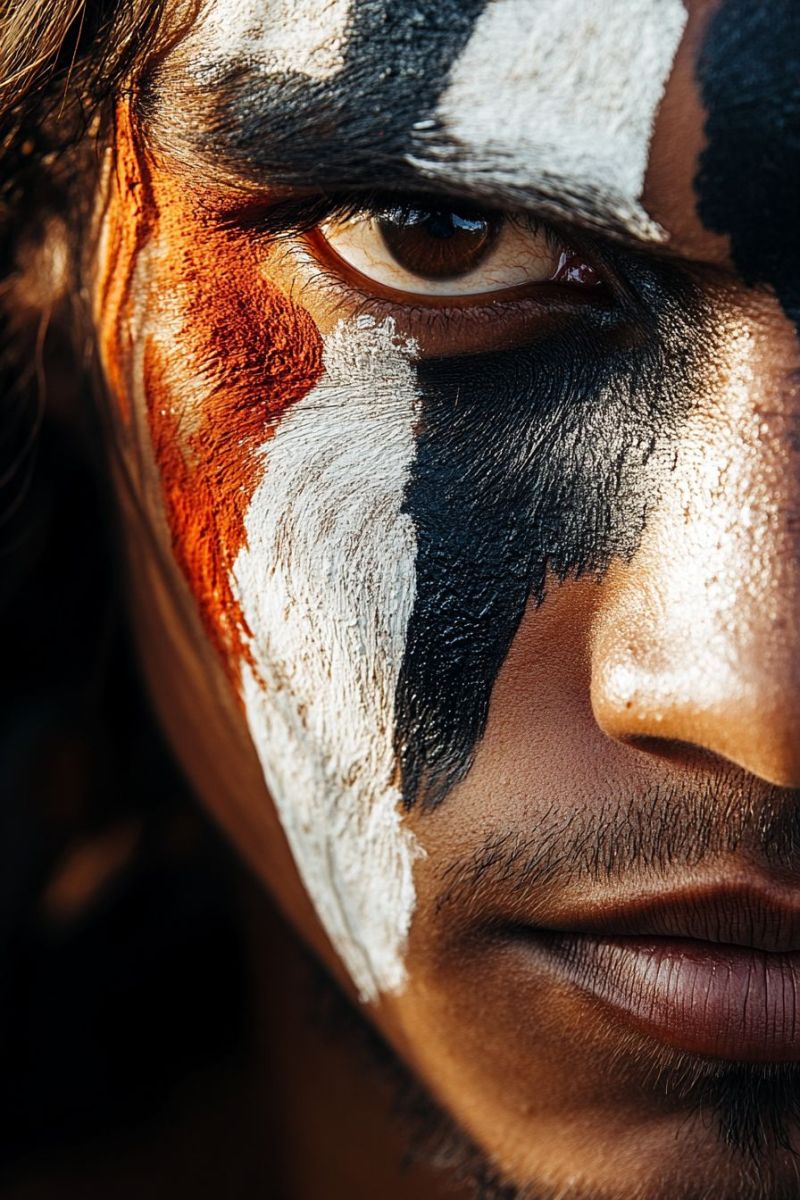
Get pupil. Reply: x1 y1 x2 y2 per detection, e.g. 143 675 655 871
377 205 497 282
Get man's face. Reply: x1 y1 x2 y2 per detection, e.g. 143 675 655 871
95 1 800 1195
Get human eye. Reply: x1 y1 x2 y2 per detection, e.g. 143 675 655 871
313 199 601 302
241 190 612 355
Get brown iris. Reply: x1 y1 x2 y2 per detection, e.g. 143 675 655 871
376 205 499 281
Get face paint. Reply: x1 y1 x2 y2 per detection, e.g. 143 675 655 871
145 0 487 191
148 0 684 245
102 4 707 997
190 0 352 85
397 260 711 808
232 317 424 1002
99 111 423 1002
98 112 324 684
695 0 800 327
411 0 688 240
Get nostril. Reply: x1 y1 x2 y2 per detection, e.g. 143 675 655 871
623 734 731 773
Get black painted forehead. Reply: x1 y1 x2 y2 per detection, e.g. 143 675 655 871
144 0 688 242
695 0 800 323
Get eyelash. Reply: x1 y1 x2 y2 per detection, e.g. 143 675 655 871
235 189 570 255
217 189 624 357
265 195 616 318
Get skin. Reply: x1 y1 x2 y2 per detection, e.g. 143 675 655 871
91 1 800 1196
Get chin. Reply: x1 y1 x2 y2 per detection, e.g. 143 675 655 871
427 1090 800 1200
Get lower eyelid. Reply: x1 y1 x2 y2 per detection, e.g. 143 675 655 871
267 236 613 360
284 241 609 355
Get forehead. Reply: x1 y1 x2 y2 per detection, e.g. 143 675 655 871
144 0 800 281
148 0 689 241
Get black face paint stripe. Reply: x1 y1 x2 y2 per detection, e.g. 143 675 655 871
150 1 488 191
695 0 800 326
395 263 710 809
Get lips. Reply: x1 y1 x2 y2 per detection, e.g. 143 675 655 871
521 885 800 1061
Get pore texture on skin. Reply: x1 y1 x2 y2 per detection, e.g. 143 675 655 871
116 1 708 998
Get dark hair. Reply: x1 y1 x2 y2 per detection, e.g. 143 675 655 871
0 5 248 1176
0 0 177 753
0 0 174 539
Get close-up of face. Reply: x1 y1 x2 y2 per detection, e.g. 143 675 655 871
82 0 800 1196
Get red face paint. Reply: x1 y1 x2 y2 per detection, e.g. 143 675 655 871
98 106 324 686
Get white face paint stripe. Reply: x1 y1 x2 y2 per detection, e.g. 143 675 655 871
410 0 688 240
189 0 352 83
232 316 423 1003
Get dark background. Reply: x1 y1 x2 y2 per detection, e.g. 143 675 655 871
0 338 269 1196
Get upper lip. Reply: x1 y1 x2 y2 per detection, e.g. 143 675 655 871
539 884 800 954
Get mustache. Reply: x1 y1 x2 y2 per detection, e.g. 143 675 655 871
434 773 800 1181
437 773 800 916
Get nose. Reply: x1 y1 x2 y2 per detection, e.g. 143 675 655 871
591 309 800 788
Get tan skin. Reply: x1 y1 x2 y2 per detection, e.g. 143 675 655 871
91 1 800 1196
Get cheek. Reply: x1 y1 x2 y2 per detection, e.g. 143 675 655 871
231 315 425 1002
97 132 324 683
153 264 321 688
143 259 322 683
96 130 424 1002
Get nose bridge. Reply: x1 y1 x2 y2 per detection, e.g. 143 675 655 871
591 313 800 787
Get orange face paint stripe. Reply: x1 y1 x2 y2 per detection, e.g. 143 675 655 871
101 105 324 687
96 108 158 426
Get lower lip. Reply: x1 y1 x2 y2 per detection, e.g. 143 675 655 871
538 934 800 1061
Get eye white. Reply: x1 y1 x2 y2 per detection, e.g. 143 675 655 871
318 212 566 298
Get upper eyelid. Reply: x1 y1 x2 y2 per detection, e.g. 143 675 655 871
326 203 565 249
232 189 571 247
217 188 643 301
217 188 698 303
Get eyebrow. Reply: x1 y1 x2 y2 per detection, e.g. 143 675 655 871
142 60 671 250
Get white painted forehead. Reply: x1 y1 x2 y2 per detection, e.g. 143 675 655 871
191 0 352 81
412 0 688 240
